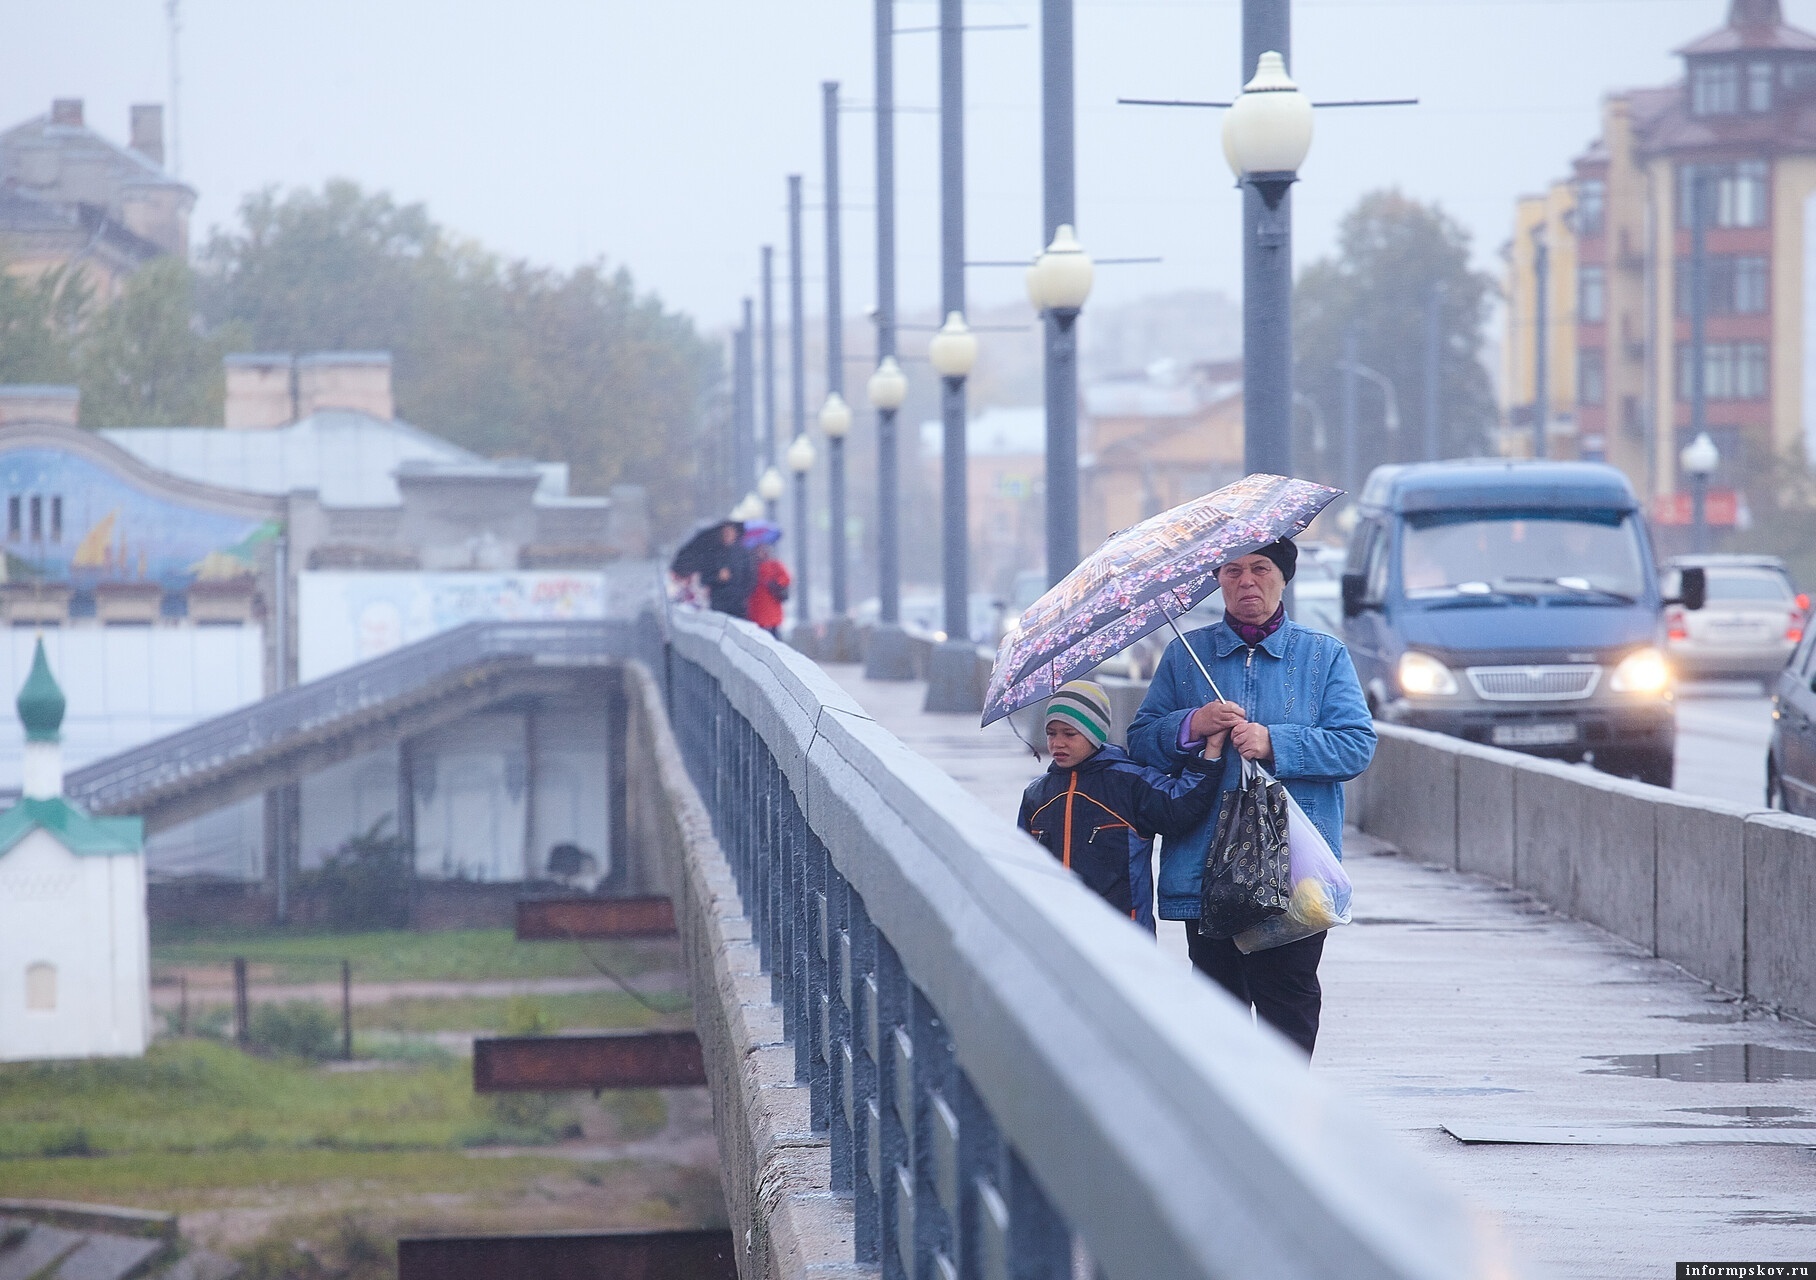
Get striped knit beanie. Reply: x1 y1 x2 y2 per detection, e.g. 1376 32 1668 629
1046 680 1112 749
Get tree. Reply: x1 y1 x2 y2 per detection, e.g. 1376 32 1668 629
199 181 722 538
1294 191 1498 491
0 261 86 386
76 259 240 427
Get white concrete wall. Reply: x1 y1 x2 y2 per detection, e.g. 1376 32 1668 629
0 831 148 1061
411 712 528 882
0 628 265 792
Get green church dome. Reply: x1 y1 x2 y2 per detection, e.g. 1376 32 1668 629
17 639 65 743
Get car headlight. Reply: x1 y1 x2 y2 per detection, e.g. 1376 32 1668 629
1397 650 1458 697
1610 647 1671 695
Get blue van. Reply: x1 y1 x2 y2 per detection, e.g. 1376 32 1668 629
1340 460 1705 788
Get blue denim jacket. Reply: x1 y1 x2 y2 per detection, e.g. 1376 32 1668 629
1126 618 1377 921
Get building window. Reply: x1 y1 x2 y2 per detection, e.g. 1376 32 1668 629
49 496 61 542
5 497 17 541
1749 60 1775 112
1677 341 1769 400
1577 179 1607 236
24 962 56 1012
1579 349 1606 406
1676 254 1771 315
1678 161 1770 228
1578 266 1606 323
1692 61 1740 115
1621 395 1645 441
29 496 42 541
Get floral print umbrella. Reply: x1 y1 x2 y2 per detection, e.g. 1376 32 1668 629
981 473 1343 727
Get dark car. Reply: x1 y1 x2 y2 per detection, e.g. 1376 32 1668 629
1342 460 1703 788
1765 624 1816 811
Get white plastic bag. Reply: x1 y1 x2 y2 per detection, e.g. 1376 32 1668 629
1231 775 1352 953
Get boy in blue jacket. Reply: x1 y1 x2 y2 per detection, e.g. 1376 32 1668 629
1017 680 1223 933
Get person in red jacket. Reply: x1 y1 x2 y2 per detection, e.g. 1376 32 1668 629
744 523 791 637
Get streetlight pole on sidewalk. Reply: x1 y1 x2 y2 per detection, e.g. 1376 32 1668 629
1040 0 1082 584
788 432 817 624
788 175 808 584
822 81 851 625
761 246 779 514
925 0 982 714
866 0 916 681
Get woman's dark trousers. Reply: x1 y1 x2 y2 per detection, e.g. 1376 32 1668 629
1185 928 1326 1057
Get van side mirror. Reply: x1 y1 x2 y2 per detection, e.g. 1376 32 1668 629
1341 572 1368 618
1673 566 1707 612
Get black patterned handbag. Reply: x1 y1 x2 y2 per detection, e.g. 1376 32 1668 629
1197 759 1293 939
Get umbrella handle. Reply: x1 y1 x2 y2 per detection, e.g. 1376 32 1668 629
1162 606 1226 704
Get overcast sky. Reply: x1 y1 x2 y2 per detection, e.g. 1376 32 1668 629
0 0 1779 336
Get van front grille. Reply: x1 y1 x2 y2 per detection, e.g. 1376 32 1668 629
1465 665 1602 701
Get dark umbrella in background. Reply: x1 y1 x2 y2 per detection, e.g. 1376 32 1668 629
981 473 1343 726
671 520 744 579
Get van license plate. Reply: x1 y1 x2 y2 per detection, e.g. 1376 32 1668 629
1493 723 1578 747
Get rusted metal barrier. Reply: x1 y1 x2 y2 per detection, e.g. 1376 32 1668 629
396 1228 736 1280
515 895 676 940
472 1030 706 1092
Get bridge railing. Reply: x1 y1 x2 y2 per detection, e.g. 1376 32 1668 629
66 618 659 814
665 606 1519 1280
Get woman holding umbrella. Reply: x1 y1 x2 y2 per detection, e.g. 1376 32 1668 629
1126 538 1374 1058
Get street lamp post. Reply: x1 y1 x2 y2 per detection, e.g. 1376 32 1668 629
787 433 817 626
820 391 852 622
1531 224 1549 459
865 0 917 682
1224 28 1311 476
925 0 982 714
1029 225 1093 585
762 246 778 479
1041 0 1082 584
735 299 756 500
1423 283 1442 462
1682 431 1719 554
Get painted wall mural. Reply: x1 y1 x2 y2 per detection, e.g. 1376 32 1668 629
0 447 275 589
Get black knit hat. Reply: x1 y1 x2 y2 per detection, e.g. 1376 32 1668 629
1258 538 1298 582
1221 538 1297 582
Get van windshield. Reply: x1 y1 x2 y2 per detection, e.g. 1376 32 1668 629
1401 510 1647 602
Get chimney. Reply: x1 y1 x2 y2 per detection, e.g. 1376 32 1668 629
129 104 165 168
0 386 80 429
49 98 83 128
223 354 296 430
296 352 394 420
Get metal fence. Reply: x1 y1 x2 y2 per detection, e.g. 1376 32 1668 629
66 618 661 814
665 607 1517 1280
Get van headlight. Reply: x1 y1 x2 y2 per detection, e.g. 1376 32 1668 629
1397 651 1458 696
1610 647 1671 695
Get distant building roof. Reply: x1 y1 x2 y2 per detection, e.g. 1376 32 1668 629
1678 0 1816 54
102 412 593 510
919 406 1046 457
104 412 484 508
1084 361 1242 419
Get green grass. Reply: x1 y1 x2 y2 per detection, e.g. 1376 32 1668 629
0 1148 610 1203
0 1039 663 1161
150 927 670 984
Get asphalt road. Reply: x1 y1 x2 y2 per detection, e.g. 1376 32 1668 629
1672 680 1774 808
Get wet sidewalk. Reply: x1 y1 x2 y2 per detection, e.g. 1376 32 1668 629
823 662 1816 1280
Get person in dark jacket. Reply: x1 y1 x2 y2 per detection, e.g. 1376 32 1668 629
702 522 756 618
1018 680 1223 933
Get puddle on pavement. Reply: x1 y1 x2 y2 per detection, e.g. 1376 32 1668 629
1675 1106 1816 1127
1585 1044 1816 1082
1729 1210 1816 1226
1350 917 1434 927
1659 1011 1747 1024
1379 1085 1523 1097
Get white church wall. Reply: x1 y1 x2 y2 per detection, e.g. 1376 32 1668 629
0 830 148 1062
